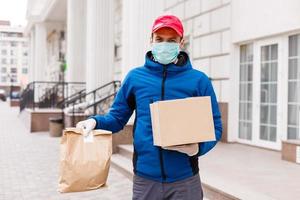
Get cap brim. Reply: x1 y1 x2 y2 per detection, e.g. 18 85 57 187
152 24 183 37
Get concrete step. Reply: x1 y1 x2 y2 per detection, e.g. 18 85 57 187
111 153 210 200
118 144 133 159
111 144 237 200
111 153 133 181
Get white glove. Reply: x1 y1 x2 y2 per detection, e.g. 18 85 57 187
76 118 96 137
163 143 199 156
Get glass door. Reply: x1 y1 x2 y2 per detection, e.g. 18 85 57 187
238 44 253 141
259 44 278 142
253 39 282 150
238 36 292 150
288 34 300 139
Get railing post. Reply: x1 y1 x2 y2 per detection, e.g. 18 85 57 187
51 85 54 108
32 82 35 110
114 81 116 93
72 101 75 127
93 90 95 104
79 91 82 103
94 90 97 115
66 82 68 102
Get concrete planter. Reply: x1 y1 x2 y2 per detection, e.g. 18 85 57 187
282 140 300 164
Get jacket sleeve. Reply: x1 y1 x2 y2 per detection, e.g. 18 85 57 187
88 71 135 133
197 75 223 156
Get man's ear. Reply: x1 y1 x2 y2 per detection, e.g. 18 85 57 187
179 38 185 49
150 34 154 44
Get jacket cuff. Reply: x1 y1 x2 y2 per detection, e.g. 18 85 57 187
87 116 100 130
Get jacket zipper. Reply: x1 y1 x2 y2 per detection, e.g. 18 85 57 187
159 65 167 181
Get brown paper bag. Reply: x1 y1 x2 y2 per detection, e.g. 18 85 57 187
58 127 112 193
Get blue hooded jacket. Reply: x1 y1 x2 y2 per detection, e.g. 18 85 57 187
90 51 222 183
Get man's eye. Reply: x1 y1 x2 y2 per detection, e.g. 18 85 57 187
155 38 162 42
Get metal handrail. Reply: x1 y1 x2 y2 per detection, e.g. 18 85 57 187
56 88 86 108
19 80 121 129
57 80 120 109
85 92 117 115
64 80 121 126
19 81 85 112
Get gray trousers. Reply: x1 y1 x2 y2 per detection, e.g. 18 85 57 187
132 173 203 200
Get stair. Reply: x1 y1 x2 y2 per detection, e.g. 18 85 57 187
111 153 133 180
111 144 237 200
118 144 133 159
111 145 134 181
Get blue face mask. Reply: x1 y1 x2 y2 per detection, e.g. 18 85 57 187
151 42 180 65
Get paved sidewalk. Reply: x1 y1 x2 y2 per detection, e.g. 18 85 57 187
0 101 132 200
199 142 300 200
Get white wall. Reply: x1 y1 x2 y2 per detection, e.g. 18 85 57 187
164 0 232 103
232 0 300 43
120 0 164 124
66 0 86 84
33 23 47 82
45 22 65 82
113 0 123 81
121 0 164 79
85 0 114 92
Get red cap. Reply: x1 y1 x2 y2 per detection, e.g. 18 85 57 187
152 15 184 37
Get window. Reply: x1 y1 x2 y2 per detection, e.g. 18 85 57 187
6 32 20 37
11 68 17 73
10 59 17 65
0 32 8 37
1 67 6 73
1 49 7 55
260 44 278 142
1 58 6 64
288 34 300 139
22 68 28 74
11 74 17 82
239 44 253 140
10 41 17 47
0 41 8 46
1 76 6 82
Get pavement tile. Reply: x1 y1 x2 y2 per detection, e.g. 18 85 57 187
0 102 132 200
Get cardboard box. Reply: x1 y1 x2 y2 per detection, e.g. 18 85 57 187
150 96 216 147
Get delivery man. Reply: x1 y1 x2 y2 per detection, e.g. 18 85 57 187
76 15 222 200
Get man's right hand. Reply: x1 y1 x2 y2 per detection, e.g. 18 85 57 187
76 118 96 137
